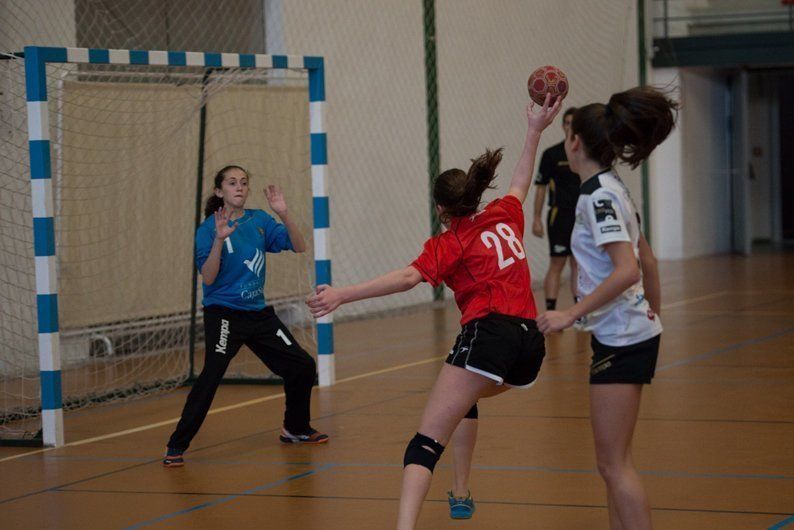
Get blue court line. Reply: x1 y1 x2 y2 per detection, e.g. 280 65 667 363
657 327 794 372
467 464 794 481
32 456 793 482
124 463 334 529
384 373 794 386
53 488 793 518
48 455 794 483
769 515 794 529
2 393 415 506
320 461 794 482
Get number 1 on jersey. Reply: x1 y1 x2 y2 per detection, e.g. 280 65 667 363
481 223 526 270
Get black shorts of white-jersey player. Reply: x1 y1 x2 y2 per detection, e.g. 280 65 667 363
532 107 580 312
537 87 677 530
307 96 561 530
163 165 327 468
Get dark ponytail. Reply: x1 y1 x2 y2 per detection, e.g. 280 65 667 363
204 165 249 218
204 196 224 218
433 148 503 221
572 86 678 169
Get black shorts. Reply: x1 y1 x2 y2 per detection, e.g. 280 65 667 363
446 313 545 388
547 207 576 257
589 334 661 385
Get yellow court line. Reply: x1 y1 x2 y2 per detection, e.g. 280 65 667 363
732 290 794 295
4 288 767 463
0 289 747 464
0 355 446 464
661 291 728 310
673 310 794 318
335 355 445 385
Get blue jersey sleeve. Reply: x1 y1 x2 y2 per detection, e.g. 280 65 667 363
195 220 216 270
260 211 294 253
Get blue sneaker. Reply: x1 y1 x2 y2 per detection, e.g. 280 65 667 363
448 490 475 519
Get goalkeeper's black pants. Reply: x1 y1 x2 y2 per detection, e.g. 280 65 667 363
167 305 316 452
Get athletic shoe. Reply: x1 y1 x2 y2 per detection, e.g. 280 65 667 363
279 427 329 445
163 447 184 467
448 490 475 519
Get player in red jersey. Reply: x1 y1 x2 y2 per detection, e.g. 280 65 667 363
307 95 561 530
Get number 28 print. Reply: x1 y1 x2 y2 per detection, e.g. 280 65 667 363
480 223 526 269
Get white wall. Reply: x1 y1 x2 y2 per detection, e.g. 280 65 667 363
650 67 731 259
0 0 76 51
265 0 432 316
649 68 685 258
436 0 641 283
2 0 645 317
268 0 640 314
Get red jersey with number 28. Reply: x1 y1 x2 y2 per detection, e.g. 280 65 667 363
411 195 537 325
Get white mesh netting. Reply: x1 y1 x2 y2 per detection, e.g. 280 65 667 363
0 56 315 440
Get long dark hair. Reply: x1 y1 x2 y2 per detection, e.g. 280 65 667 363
433 148 503 222
204 165 250 218
572 86 678 169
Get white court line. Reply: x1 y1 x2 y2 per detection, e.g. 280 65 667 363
0 355 446 464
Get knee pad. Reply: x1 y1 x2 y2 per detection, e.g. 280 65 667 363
464 403 478 419
403 432 445 473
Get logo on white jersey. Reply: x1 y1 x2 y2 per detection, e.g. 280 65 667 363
244 249 264 277
594 199 617 223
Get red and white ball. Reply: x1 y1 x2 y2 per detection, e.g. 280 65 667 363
527 65 569 106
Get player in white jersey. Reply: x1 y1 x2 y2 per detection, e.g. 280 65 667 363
538 86 677 530
572 168 662 346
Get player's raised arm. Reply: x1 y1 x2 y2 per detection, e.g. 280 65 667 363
507 94 562 203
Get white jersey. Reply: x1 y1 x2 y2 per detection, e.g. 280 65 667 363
571 169 662 346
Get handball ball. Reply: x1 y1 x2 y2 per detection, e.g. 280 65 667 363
527 65 569 105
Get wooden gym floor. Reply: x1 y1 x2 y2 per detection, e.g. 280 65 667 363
1 251 793 529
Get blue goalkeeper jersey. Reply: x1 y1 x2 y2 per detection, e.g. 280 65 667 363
195 209 294 311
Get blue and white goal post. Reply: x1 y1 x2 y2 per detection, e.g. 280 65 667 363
23 46 335 447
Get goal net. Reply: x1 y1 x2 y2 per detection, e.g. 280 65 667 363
0 50 320 444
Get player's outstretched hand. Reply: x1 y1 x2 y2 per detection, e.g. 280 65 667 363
214 207 238 240
527 93 563 134
265 185 288 217
537 309 575 334
306 285 342 318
